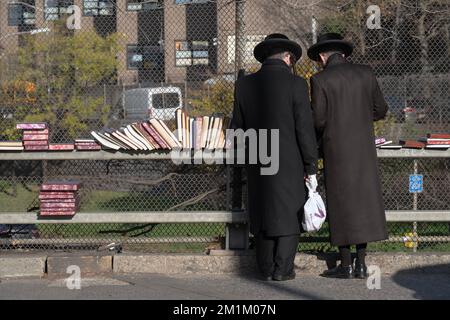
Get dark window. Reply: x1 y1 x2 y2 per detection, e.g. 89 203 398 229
127 0 162 11
127 45 164 70
44 0 73 21
152 93 180 109
8 1 36 26
83 0 114 16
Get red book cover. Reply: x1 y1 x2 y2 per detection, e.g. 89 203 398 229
16 123 47 130
142 122 169 149
40 198 77 203
24 145 49 151
41 181 82 191
427 133 450 139
40 202 79 209
137 123 159 149
23 129 49 135
39 210 76 216
400 140 425 149
23 140 49 146
40 206 78 211
49 143 75 151
22 134 49 141
426 140 450 145
39 193 77 199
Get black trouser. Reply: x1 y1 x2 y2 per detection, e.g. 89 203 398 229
338 243 368 267
255 232 299 277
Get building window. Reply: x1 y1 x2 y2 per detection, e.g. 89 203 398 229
127 45 164 70
227 35 266 65
44 0 73 21
8 1 36 26
83 0 114 16
175 40 209 67
127 0 162 11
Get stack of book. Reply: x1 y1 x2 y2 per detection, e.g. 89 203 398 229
175 109 225 150
420 134 450 150
16 123 49 151
39 181 82 217
75 139 102 151
375 137 402 149
399 140 426 149
91 119 181 151
0 141 24 151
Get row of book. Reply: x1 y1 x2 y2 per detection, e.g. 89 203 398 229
39 181 82 217
175 110 226 150
375 134 450 150
91 118 181 151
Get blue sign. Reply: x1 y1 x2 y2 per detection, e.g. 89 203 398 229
409 175 423 193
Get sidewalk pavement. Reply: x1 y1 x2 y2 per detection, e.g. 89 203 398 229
0 271 449 300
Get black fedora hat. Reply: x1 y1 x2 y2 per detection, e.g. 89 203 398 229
254 33 302 63
307 33 354 61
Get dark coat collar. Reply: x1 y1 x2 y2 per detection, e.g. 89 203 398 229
325 53 348 68
261 59 291 72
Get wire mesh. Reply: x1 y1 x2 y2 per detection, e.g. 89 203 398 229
0 0 449 252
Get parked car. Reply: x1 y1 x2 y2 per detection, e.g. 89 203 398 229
123 86 183 121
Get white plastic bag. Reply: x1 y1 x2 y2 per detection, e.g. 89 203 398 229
302 175 326 232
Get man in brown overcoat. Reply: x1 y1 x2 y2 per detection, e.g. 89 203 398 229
307 33 389 279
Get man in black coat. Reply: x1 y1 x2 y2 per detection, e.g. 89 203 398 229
307 33 389 279
231 34 318 281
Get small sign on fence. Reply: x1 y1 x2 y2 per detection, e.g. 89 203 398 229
409 175 423 193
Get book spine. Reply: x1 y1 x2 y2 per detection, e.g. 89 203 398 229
39 194 77 199
75 145 102 150
427 134 450 139
23 140 49 146
16 123 47 130
142 122 169 149
426 141 450 145
40 198 77 203
40 202 79 209
49 144 75 150
39 210 76 216
24 145 49 151
41 185 80 191
22 134 49 140
23 129 49 135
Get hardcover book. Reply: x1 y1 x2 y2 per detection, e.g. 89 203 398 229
22 134 49 141
399 140 425 149
23 140 49 146
39 210 76 216
41 181 82 191
16 123 47 130
24 145 49 151
75 144 102 151
142 122 169 149
49 144 75 151
427 133 450 139
23 129 49 135
91 131 121 150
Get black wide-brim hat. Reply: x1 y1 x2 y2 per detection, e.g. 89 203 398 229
254 33 302 63
307 33 354 61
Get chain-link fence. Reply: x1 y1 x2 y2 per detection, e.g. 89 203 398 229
0 1 449 253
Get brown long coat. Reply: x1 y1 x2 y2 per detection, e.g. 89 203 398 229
310 54 389 246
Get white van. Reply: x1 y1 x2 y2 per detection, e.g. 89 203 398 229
123 86 183 121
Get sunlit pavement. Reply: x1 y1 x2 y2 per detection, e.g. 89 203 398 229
0 272 449 300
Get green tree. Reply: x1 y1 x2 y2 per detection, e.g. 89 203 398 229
0 21 121 141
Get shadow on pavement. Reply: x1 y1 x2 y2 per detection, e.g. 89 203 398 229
391 264 450 300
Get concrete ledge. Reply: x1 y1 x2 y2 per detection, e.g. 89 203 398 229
0 254 46 278
1 252 449 278
114 251 450 275
46 254 113 276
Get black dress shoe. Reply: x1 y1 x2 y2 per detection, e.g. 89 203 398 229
258 275 273 281
272 271 296 281
354 261 368 279
321 264 354 279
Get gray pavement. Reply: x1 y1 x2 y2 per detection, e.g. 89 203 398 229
0 272 449 300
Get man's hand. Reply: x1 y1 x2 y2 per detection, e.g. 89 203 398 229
305 174 318 192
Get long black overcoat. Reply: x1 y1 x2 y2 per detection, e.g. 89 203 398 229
231 59 318 237
310 54 389 246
